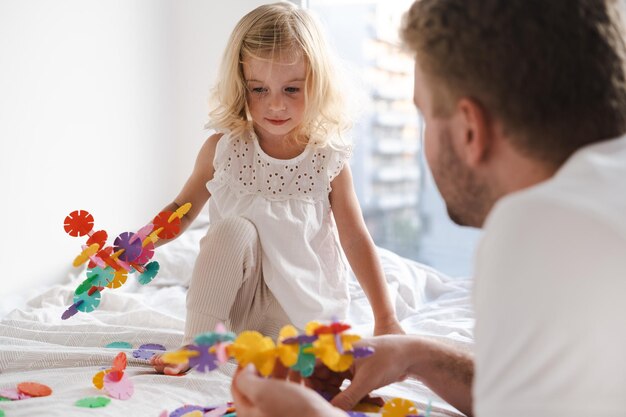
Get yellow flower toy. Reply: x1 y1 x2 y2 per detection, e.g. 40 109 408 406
227 331 277 376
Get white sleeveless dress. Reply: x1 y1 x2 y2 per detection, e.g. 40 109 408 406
206 129 352 329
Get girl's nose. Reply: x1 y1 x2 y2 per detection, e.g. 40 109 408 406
269 93 286 111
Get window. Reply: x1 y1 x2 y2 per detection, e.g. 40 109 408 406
310 0 482 277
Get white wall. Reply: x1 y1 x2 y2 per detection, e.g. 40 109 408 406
0 0 267 305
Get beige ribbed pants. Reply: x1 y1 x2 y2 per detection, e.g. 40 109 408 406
183 217 291 345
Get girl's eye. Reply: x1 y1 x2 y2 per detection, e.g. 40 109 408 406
285 87 300 94
251 87 267 94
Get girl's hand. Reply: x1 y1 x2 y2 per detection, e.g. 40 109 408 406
232 365 345 417
374 315 405 336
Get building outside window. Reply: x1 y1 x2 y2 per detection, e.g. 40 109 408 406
309 0 482 277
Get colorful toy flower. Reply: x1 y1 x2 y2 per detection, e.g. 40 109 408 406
187 345 220 373
92 352 134 400
103 371 133 400
160 324 235 373
276 325 300 367
137 261 159 285
114 232 142 262
73 243 100 267
194 325 236 346
309 333 360 372
92 369 109 390
291 342 317 377
132 343 166 361
87 266 115 287
73 288 101 313
227 331 277 376
381 398 419 417
161 349 199 366
106 269 128 289
75 396 111 408
64 210 94 237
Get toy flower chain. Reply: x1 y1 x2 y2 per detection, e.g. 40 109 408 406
61 203 192 320
162 320 374 378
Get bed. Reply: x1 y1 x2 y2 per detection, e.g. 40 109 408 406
0 216 474 417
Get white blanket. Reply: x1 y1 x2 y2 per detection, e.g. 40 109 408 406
0 221 473 417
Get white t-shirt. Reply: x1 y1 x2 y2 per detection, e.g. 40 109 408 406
206 129 351 329
473 136 626 417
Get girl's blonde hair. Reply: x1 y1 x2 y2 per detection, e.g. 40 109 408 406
207 2 351 148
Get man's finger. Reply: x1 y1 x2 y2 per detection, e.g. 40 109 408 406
330 376 371 411
361 394 385 407
234 365 265 402
231 367 255 410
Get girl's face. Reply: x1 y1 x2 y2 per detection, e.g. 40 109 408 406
243 54 307 142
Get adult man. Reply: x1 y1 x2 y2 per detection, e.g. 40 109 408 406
231 1 626 416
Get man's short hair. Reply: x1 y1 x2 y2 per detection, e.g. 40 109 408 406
401 0 626 165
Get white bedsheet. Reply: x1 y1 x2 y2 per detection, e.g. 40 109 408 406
0 220 473 417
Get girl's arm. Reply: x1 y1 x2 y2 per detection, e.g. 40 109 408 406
154 132 223 247
329 164 404 335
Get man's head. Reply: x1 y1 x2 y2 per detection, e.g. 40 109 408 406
402 0 626 226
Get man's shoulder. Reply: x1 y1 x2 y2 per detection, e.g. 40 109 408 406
487 136 626 239
478 152 626 272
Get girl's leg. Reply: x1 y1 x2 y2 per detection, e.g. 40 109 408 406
184 216 263 343
152 216 262 374
257 290 291 340
228 265 291 340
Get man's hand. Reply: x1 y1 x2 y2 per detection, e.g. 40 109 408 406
327 335 413 410
306 365 385 408
232 365 345 417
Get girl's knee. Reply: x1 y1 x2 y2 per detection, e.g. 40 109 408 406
202 217 259 250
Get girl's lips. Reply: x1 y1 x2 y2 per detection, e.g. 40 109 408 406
266 118 289 125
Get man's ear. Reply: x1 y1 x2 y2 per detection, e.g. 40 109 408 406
456 98 493 167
